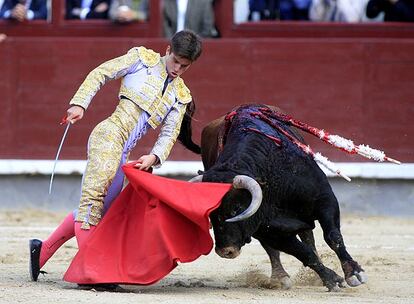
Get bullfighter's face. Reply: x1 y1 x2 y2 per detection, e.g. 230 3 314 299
210 189 253 259
165 46 192 79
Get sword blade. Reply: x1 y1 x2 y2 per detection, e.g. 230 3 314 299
49 123 71 194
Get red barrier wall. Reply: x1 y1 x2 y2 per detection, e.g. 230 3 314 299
0 36 413 162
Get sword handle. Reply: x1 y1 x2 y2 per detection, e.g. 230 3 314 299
60 115 68 125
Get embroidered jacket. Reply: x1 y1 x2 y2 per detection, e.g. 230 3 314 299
69 46 192 165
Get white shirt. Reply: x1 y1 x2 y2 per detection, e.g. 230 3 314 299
0 0 8 19
82 0 94 9
80 0 94 19
176 0 188 32
309 0 378 22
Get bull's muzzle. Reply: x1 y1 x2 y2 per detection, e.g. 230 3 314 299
215 246 241 259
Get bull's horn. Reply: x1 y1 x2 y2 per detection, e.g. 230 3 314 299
226 175 263 222
188 175 203 183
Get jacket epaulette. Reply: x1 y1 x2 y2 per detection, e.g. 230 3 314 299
136 46 160 67
174 77 192 104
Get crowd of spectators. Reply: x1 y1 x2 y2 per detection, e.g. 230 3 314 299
0 0 218 37
241 0 414 22
1 0 413 35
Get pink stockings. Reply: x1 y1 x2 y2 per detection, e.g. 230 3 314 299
39 212 96 268
74 222 96 250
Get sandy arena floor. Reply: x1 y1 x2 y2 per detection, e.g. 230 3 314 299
0 209 413 304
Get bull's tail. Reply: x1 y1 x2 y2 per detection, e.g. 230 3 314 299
177 100 201 154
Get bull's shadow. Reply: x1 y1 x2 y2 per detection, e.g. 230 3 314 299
189 104 367 292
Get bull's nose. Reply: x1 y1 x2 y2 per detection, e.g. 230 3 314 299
215 246 240 259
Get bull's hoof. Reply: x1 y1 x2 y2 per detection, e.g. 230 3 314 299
280 276 292 290
329 284 342 292
342 260 367 287
326 280 347 292
269 275 292 290
321 268 346 292
346 271 368 287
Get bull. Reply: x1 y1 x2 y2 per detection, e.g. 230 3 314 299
192 104 367 291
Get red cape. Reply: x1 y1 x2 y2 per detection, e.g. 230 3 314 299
63 163 231 285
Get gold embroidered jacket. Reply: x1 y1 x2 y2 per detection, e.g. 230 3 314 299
69 46 192 165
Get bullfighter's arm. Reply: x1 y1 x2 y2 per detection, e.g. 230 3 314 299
69 48 142 110
150 102 187 166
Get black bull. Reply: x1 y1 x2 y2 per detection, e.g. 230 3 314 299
193 104 367 291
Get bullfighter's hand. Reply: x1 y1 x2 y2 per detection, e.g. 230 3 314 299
66 105 85 124
134 154 157 171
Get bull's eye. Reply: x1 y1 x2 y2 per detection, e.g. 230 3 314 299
230 210 238 217
229 205 244 218
217 215 225 222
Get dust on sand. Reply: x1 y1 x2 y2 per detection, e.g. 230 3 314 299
1 209 413 304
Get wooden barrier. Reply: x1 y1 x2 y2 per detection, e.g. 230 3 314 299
0 1 413 162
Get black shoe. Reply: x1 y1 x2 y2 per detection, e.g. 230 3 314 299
77 283 121 292
29 239 42 281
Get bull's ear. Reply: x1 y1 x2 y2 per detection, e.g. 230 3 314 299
254 177 266 187
268 217 313 234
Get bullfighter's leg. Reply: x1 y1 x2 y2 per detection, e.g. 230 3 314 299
76 99 144 229
316 196 367 287
259 240 292 289
272 235 346 292
29 211 76 281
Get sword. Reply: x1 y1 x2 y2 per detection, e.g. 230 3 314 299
49 117 71 195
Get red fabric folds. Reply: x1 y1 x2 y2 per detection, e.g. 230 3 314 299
63 163 231 285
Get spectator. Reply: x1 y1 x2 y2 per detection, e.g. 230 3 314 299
310 0 372 22
66 0 110 20
280 0 311 20
248 0 278 20
109 0 149 23
0 0 47 21
163 0 217 38
366 0 414 22
248 0 312 21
